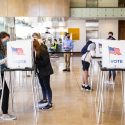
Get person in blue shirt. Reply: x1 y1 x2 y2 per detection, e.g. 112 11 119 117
0 32 16 120
62 33 73 72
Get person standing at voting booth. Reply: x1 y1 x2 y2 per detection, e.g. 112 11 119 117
107 32 116 84
0 32 16 120
81 40 96 91
33 39 54 110
62 33 73 72
32 32 47 50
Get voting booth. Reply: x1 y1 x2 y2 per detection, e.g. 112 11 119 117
96 40 125 124
7 40 33 69
102 40 125 69
0 40 39 122
90 39 104 57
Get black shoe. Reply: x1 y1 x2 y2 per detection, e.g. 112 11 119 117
81 84 85 90
41 103 53 110
85 85 91 91
67 69 70 72
38 99 48 104
63 69 67 71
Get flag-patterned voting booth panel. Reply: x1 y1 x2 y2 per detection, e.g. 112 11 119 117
102 40 125 69
7 40 33 69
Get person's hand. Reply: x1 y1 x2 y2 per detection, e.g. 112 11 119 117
64 46 69 49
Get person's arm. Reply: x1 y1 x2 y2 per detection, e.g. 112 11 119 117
88 43 96 57
0 57 7 65
70 40 73 50
90 50 95 57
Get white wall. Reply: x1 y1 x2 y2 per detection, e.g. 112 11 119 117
67 19 86 52
66 19 118 51
98 0 118 7
99 20 118 40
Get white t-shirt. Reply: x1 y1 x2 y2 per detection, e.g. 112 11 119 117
81 43 96 63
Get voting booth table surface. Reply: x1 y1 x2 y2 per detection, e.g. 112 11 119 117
0 41 39 123
96 40 125 124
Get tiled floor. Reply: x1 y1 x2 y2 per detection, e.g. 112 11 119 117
0 57 124 125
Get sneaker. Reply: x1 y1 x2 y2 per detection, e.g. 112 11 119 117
63 69 67 71
0 114 17 120
41 103 53 110
38 99 48 104
81 84 85 90
85 85 91 91
67 69 70 72
109 81 115 85
104 80 110 84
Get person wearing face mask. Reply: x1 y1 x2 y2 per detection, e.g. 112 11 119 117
0 32 16 120
62 33 73 72
107 32 116 84
108 32 115 40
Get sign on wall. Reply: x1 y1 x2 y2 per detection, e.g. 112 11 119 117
68 28 80 40
7 40 33 69
102 40 125 69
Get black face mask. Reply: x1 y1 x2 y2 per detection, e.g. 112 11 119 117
108 36 112 38
67 36 70 39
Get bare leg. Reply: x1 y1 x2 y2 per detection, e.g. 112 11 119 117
83 70 89 85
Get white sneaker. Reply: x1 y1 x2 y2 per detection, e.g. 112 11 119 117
0 114 17 120
109 81 115 85
104 80 110 84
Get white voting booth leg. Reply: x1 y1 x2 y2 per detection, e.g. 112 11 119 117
89 61 94 89
31 71 38 123
34 75 41 109
96 71 105 124
90 57 102 91
95 67 101 102
96 69 125 124
0 70 39 123
122 71 125 113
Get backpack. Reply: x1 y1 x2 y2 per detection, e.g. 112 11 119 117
81 40 93 55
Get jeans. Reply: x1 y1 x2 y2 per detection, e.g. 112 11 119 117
0 72 9 114
38 75 52 104
109 69 116 81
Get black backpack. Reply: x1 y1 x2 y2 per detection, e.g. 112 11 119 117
81 40 93 55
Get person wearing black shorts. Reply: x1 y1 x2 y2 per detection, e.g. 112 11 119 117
81 42 96 91
82 61 90 71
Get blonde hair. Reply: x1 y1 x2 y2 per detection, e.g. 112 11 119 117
32 33 41 39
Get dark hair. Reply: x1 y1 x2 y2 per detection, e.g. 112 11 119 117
65 32 70 36
0 32 10 40
0 32 10 55
81 40 93 55
108 32 113 36
54 39 57 41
